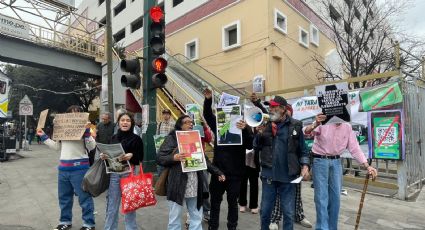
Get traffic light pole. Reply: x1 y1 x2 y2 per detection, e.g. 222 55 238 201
105 0 114 113
142 0 158 172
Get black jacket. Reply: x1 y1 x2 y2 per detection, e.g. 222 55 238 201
157 130 223 209
110 131 144 165
96 122 114 144
203 97 253 177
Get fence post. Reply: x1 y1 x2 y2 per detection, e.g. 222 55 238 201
397 161 407 200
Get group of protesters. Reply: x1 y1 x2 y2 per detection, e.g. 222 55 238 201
37 89 378 230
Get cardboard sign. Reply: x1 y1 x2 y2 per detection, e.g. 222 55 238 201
52 113 89 140
315 82 350 123
37 109 49 130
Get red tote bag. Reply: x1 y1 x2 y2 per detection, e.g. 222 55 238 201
120 164 157 214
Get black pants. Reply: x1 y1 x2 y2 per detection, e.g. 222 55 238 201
239 166 259 209
209 175 242 230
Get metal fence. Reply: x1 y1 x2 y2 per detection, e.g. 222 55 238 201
397 80 425 200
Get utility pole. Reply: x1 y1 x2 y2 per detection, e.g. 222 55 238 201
105 0 114 113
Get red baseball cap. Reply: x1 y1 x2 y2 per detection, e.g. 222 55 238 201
264 96 288 107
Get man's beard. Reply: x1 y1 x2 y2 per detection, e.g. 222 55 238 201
269 111 284 122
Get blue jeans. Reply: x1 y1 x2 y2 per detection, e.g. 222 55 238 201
260 177 295 230
104 173 137 230
167 197 202 230
313 158 342 230
58 169 95 227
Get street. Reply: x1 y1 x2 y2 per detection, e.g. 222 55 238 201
0 145 424 230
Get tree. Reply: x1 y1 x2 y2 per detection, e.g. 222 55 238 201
3 65 100 124
311 0 422 88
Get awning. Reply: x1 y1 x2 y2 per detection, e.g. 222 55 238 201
125 89 143 113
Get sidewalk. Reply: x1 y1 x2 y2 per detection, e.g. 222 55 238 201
0 145 424 230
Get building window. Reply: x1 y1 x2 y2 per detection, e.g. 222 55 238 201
173 0 183 7
299 27 309 48
274 9 287 35
131 16 143 33
222 20 241 51
114 0 126 16
329 4 341 22
310 24 319 46
99 17 106 29
98 0 105 6
185 38 199 60
113 28 125 42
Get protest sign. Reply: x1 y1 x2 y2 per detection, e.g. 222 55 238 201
185 104 204 137
315 82 350 124
216 105 242 145
52 113 89 140
360 82 402 112
368 110 404 160
218 92 240 107
176 130 207 172
153 134 167 152
37 109 49 130
253 75 264 93
97 143 131 174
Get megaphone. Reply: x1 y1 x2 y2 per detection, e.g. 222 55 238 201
245 106 266 127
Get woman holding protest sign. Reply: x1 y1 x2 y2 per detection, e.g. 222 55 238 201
99 111 144 230
37 105 96 230
157 115 225 230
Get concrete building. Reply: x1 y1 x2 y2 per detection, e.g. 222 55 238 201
71 0 338 100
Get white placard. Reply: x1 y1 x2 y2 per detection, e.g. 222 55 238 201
0 14 30 39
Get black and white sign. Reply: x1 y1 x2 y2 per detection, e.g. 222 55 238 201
19 95 33 116
315 83 350 123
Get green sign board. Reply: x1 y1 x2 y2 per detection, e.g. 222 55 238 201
368 110 404 160
360 82 403 112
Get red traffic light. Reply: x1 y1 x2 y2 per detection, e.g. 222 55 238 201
150 6 163 23
152 57 167 73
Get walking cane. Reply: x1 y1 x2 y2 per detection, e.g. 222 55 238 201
354 173 372 230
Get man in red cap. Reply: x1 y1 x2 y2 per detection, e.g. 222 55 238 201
252 94 310 230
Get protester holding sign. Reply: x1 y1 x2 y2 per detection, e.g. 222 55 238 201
99 112 144 230
304 113 378 230
36 105 96 230
157 115 224 230
203 89 253 230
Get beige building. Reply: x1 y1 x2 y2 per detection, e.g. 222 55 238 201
158 0 337 97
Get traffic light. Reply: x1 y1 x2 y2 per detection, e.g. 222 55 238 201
149 6 167 88
120 58 141 89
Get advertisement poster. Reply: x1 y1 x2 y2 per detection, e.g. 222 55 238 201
153 134 167 153
185 104 204 137
360 82 403 112
216 105 242 145
315 82 350 124
176 130 207 172
368 110 404 160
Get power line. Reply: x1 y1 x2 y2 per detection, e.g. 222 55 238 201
13 84 100 95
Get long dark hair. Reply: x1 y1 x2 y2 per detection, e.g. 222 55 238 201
117 112 135 131
66 105 83 113
174 115 190 131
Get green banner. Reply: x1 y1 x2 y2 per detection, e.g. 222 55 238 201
360 82 402 112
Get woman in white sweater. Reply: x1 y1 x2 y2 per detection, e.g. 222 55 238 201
37 105 96 230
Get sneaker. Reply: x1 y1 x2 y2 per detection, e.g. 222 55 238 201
299 218 313 228
250 208 259 214
54 224 72 230
269 222 279 230
80 227 95 230
239 206 247 213
341 189 348 196
203 211 210 222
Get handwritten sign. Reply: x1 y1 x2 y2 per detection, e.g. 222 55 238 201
52 113 89 140
37 109 49 130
